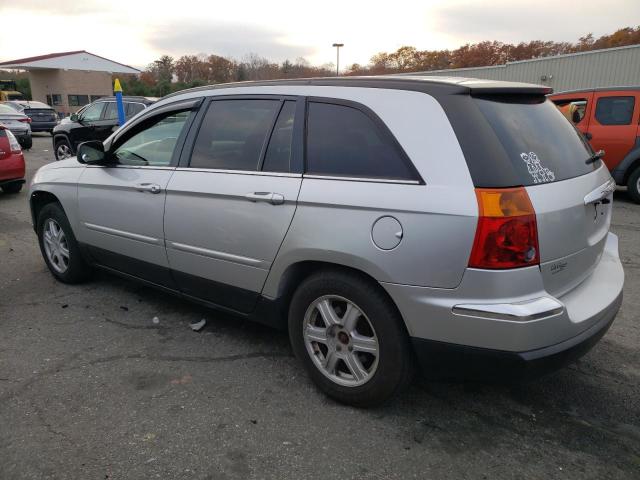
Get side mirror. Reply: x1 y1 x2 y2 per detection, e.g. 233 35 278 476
77 141 110 165
70 113 79 122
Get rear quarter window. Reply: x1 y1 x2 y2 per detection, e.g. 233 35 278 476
473 96 597 186
306 101 417 181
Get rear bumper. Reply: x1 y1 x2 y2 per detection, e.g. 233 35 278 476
411 291 621 381
0 153 26 182
30 121 58 132
383 232 624 379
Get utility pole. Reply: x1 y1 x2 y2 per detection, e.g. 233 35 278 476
332 43 344 76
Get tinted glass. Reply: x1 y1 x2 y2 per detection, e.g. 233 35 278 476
80 102 104 122
595 96 635 125
103 102 118 120
474 96 596 186
114 111 191 166
263 101 295 172
306 102 414 179
127 103 146 117
190 99 280 170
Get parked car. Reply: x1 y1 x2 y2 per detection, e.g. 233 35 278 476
52 96 154 160
0 103 32 149
550 87 640 203
3 100 58 134
0 123 25 193
29 77 624 406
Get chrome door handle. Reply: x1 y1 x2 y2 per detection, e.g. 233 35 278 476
135 183 162 194
245 192 285 205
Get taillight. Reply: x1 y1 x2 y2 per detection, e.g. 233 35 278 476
19 117 32 123
5 129 22 154
468 187 539 269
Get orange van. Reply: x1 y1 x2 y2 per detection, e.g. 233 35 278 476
550 87 640 203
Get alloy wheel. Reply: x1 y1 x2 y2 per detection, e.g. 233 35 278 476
42 219 70 273
56 144 72 160
303 295 379 387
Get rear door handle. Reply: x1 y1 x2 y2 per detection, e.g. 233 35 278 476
135 183 162 194
245 192 285 205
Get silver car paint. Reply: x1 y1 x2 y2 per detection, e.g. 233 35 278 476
30 81 624 356
164 169 302 293
383 233 623 351
76 166 175 268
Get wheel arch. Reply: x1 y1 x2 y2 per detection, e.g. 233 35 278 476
30 190 63 231
622 156 640 185
53 133 74 154
270 260 405 326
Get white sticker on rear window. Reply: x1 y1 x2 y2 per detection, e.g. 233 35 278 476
520 152 556 184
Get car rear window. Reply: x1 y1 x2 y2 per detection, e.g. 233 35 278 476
473 95 597 186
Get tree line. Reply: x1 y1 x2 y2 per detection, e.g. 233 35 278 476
120 54 335 97
120 26 640 96
346 26 640 74
2 26 638 99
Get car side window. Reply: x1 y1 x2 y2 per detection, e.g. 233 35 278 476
113 111 191 167
103 102 118 121
80 102 105 122
306 102 416 180
189 99 280 170
127 103 146 117
262 101 296 172
595 96 635 125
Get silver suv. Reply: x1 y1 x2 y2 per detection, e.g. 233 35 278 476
29 77 624 406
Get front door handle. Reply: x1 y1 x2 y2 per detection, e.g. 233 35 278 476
135 183 162 194
245 192 285 205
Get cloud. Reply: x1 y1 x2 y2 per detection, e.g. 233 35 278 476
1 0 109 15
147 21 316 62
432 0 640 45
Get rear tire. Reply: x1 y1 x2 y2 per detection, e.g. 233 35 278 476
1 182 23 194
21 136 32 150
54 137 73 160
288 270 414 407
37 203 91 284
627 167 640 204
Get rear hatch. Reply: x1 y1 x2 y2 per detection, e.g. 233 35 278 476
469 94 612 297
24 108 57 123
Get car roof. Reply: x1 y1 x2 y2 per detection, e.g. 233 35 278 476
7 100 51 108
161 75 552 101
94 96 155 104
551 85 640 96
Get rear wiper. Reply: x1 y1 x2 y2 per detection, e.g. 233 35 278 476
585 150 605 165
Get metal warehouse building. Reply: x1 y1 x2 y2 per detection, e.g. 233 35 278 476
408 44 640 92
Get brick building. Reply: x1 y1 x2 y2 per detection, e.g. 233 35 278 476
0 51 140 116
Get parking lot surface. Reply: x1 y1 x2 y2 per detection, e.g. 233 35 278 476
1 134 639 479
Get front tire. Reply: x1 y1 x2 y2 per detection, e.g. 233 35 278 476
37 203 91 283
288 270 414 407
54 137 73 161
627 166 640 204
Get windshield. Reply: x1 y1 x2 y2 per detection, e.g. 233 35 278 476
474 96 597 186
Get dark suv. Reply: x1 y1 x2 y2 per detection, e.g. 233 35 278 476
52 96 154 160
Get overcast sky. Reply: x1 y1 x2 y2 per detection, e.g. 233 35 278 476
1 0 639 69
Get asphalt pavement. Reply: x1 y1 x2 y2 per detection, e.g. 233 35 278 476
0 134 638 479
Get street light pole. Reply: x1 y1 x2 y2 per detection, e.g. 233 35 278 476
332 43 344 76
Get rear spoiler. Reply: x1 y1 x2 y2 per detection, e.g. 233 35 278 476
458 79 553 96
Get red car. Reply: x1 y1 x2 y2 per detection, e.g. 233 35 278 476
0 123 25 194
550 87 640 203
